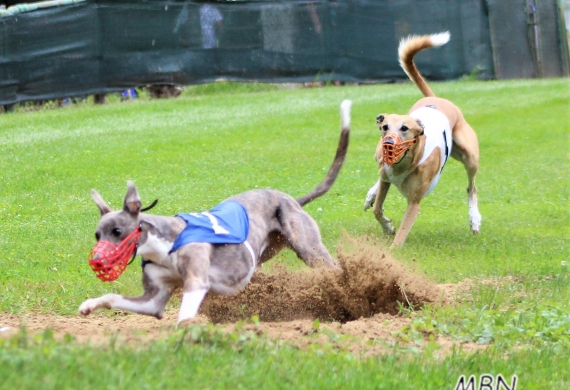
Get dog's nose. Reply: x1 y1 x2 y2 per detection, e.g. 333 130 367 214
383 138 395 145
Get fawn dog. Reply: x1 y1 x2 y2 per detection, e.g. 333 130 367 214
363 32 480 247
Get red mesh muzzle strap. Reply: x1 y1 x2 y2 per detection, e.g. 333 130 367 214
88 226 142 282
382 133 416 166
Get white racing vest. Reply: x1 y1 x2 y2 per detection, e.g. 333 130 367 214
386 106 452 198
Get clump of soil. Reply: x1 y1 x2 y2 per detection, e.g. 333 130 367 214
201 236 446 323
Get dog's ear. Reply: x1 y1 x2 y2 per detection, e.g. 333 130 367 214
376 114 385 126
123 181 142 216
415 119 425 136
375 141 384 166
91 189 111 216
139 220 154 231
139 220 156 236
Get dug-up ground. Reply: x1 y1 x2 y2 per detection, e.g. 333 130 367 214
0 236 485 356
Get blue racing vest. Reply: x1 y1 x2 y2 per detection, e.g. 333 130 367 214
170 200 250 253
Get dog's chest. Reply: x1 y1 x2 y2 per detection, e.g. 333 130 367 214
384 165 410 189
386 107 452 197
137 233 176 265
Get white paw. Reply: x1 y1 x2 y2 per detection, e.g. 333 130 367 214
79 299 99 316
177 315 195 326
469 209 481 234
79 295 111 316
364 181 380 211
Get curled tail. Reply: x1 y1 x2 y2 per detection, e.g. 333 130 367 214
296 100 351 207
398 31 450 98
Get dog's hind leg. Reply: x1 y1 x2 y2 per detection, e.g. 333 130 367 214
465 169 481 234
279 203 338 268
79 262 173 318
451 121 481 233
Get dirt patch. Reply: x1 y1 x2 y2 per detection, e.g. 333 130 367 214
0 311 183 345
1 236 484 355
0 310 485 356
202 236 446 323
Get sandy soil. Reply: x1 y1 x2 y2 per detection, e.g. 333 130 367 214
0 237 484 355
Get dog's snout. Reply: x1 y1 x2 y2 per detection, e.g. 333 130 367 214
383 138 395 145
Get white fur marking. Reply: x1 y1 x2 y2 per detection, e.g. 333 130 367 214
468 197 481 233
112 296 163 315
398 31 450 75
79 291 168 317
429 31 450 47
340 99 352 129
364 180 380 211
136 233 174 263
178 289 207 323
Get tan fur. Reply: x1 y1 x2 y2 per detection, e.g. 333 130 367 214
399 35 439 97
368 33 481 247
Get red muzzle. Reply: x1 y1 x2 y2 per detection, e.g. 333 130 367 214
88 226 142 282
382 133 417 165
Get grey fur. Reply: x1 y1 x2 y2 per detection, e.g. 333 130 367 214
79 100 352 323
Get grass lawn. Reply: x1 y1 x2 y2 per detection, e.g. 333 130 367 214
0 78 569 388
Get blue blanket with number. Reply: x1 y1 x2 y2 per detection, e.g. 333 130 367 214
169 200 250 253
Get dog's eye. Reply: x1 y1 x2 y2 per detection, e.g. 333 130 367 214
95 232 101 241
401 125 409 132
382 124 389 131
112 228 122 237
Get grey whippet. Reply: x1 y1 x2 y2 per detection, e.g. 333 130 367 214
79 100 351 324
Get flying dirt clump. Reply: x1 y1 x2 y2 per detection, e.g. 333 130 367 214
201 236 446 323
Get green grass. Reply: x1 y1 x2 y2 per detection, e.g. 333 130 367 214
1 325 568 390
0 79 569 388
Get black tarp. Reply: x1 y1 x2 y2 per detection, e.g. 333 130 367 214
3 0 551 105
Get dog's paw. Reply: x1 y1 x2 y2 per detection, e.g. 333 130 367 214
78 299 97 316
364 181 380 211
176 315 208 328
79 296 111 316
471 222 481 234
469 209 481 234
380 217 395 235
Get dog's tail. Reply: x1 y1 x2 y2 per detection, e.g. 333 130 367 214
398 31 450 98
296 100 351 207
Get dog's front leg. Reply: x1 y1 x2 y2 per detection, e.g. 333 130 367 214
363 180 380 211
391 202 421 247
79 263 173 318
372 180 395 235
175 243 211 324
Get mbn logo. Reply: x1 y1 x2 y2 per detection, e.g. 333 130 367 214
454 374 518 390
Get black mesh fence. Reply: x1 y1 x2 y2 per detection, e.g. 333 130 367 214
0 0 567 106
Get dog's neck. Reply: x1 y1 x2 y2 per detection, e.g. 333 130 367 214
136 215 186 263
